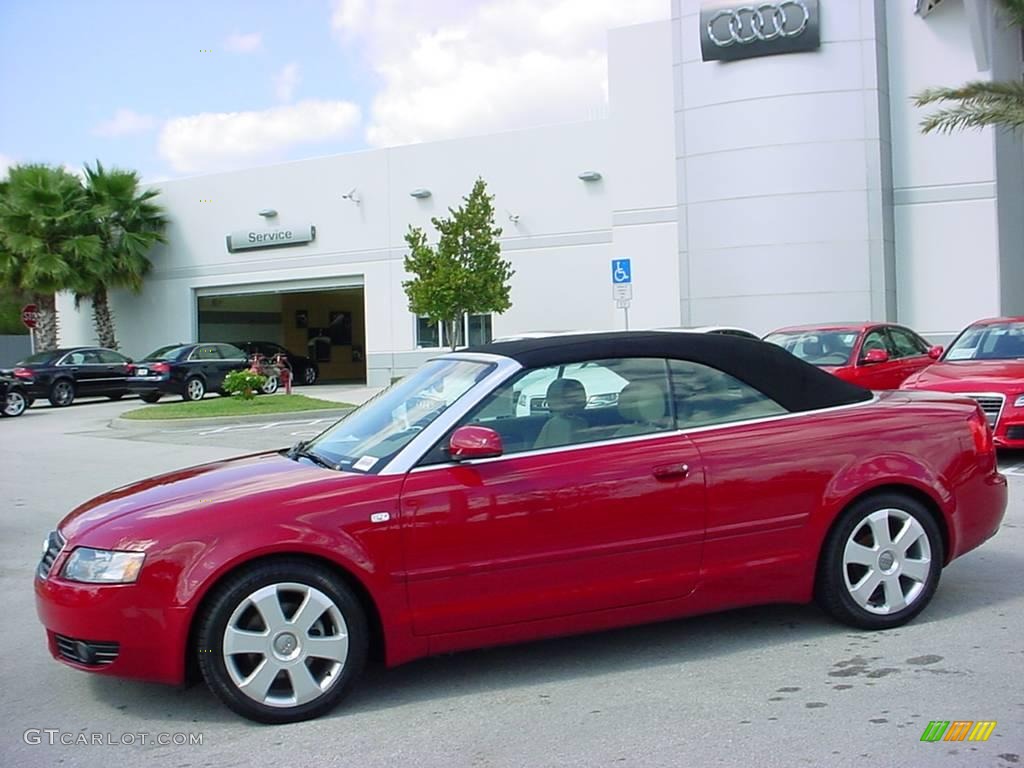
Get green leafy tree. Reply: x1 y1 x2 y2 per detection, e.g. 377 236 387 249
403 177 514 350
914 0 1024 133
82 161 168 350
0 164 102 350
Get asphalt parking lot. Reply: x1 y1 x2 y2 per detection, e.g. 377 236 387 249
2 397 1022 767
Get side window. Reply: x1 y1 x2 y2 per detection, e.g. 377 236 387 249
670 360 787 429
859 329 892 360
96 349 129 364
422 358 673 463
887 327 927 358
191 346 223 361
218 344 248 361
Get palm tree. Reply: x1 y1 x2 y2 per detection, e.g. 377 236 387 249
82 161 168 350
914 0 1024 133
0 164 101 350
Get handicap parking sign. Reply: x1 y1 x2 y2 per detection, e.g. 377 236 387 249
611 259 632 284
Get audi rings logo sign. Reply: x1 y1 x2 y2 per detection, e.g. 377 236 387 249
699 0 820 62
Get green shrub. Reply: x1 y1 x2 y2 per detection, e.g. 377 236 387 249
223 370 267 400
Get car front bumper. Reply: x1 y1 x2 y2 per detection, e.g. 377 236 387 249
35 570 190 686
994 417 1024 449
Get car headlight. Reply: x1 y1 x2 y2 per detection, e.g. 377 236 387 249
61 548 145 583
1015 394 1024 408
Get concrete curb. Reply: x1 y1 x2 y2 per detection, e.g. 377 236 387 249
109 406 354 431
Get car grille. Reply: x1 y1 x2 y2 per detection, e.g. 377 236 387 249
965 394 1005 428
54 634 120 666
38 530 65 579
1007 425 1024 441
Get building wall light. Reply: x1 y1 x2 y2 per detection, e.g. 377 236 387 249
410 188 432 198
258 208 278 217
578 171 602 182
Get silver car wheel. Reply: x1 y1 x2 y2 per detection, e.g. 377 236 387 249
186 378 205 400
3 390 26 416
223 582 349 708
303 367 317 385
52 381 73 406
842 508 932 615
261 376 279 395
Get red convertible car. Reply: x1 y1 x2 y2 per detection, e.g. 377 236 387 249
764 322 942 389
35 332 1006 723
902 316 1024 449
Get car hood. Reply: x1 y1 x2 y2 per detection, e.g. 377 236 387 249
58 451 371 542
903 360 1024 391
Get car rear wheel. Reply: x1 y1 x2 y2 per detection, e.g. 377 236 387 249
302 366 318 386
48 380 75 407
3 390 27 417
817 493 942 630
196 559 368 724
184 377 205 401
260 376 279 395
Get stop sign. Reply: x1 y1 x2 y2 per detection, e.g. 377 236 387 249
21 304 38 329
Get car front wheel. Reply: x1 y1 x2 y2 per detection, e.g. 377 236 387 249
196 559 368 724
817 493 942 630
302 366 318 385
260 376 279 395
184 377 205 401
2 390 27 417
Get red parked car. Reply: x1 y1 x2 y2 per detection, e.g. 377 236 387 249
901 316 1024 449
35 332 1006 723
764 322 943 389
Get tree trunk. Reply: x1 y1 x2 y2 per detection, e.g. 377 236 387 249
34 293 59 351
446 316 461 351
91 288 118 350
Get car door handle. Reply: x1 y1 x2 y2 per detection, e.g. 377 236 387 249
652 463 690 481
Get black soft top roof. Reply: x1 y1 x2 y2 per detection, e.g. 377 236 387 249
464 331 872 413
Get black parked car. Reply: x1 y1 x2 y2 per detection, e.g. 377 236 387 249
1 373 29 417
12 346 133 407
232 341 320 385
126 342 254 402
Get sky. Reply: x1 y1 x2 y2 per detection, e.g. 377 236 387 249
0 0 667 183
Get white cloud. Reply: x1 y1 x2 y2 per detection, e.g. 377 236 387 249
224 31 263 53
157 99 362 173
0 153 14 179
93 108 157 137
330 0 667 147
273 62 301 102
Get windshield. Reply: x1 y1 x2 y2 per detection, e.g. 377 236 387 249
763 330 859 366
944 321 1024 361
304 358 494 472
17 351 59 365
143 345 189 361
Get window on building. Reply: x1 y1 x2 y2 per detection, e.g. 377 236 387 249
416 314 493 348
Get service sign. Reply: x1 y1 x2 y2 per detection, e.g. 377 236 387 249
699 0 820 62
226 225 316 252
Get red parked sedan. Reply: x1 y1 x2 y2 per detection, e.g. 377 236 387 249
901 316 1024 449
764 322 943 389
35 332 1006 723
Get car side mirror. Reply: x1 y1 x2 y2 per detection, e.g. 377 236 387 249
862 348 889 364
928 346 943 360
448 425 504 461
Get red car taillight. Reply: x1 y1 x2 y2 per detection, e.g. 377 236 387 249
969 405 995 456
150 362 170 374
13 367 34 379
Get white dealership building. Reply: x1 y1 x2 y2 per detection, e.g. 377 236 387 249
57 0 1024 386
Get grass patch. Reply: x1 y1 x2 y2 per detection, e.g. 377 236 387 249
121 394 353 420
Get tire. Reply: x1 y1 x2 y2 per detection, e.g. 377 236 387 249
260 376 279 395
196 559 368 724
48 379 75 408
2 390 27 417
140 392 162 404
183 377 206 402
816 492 942 630
302 366 318 386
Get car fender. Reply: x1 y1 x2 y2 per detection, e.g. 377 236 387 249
816 451 953 550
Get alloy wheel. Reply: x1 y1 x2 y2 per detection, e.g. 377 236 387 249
842 508 932 615
51 381 73 407
3 391 26 417
261 376 279 395
186 378 205 401
222 582 349 708
303 367 317 385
